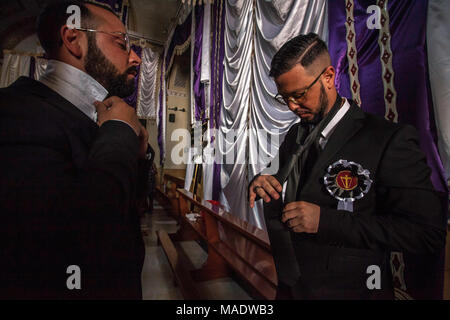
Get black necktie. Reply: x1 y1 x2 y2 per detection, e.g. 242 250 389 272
281 96 343 204
297 133 320 197
263 96 343 289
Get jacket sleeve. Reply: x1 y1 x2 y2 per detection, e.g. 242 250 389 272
317 125 447 254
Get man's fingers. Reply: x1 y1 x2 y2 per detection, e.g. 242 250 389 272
248 175 282 208
94 100 108 113
267 176 283 193
255 186 272 203
249 190 256 208
293 225 306 233
102 96 120 105
261 182 280 200
281 208 300 223
286 217 302 228
284 201 303 212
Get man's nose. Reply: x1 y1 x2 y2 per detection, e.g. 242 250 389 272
129 49 142 66
287 100 300 113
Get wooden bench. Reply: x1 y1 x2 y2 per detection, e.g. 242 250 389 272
173 189 277 300
156 229 203 299
155 170 186 219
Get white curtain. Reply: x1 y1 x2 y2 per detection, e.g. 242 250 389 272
201 2 215 201
0 51 31 88
427 0 450 179
34 57 48 81
219 0 328 229
137 47 159 119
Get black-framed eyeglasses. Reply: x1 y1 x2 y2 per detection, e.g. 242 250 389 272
274 67 327 106
74 27 131 54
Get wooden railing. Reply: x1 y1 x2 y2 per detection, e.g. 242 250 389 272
173 189 277 300
155 170 186 220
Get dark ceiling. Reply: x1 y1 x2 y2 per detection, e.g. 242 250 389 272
0 0 182 55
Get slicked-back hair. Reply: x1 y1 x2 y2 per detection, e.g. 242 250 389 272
269 33 328 78
36 1 117 57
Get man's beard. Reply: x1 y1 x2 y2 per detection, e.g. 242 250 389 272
84 35 137 98
302 82 328 125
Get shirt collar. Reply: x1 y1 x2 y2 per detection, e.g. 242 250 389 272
320 97 350 140
39 60 108 122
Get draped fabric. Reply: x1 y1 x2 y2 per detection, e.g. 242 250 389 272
328 0 447 195
158 13 192 165
193 5 206 122
328 0 447 300
157 58 165 165
210 0 227 202
33 57 48 81
219 0 328 229
187 4 214 199
200 2 212 84
184 3 222 199
136 47 160 119
427 0 450 179
0 51 31 88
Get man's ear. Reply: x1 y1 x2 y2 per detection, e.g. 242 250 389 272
59 25 84 59
324 66 336 90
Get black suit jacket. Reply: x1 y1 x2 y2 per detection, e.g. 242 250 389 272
0 77 147 299
263 100 446 299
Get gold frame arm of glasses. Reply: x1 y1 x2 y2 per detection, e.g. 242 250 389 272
74 27 131 53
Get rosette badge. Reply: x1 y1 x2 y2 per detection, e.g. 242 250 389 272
323 159 372 212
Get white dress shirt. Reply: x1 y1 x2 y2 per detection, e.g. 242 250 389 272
39 60 108 122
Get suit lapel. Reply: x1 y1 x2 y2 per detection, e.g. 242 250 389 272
302 103 366 190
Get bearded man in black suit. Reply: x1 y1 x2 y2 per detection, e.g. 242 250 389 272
0 1 152 299
249 33 446 299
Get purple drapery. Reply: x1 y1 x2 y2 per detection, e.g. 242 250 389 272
328 0 447 299
165 16 192 71
158 58 164 165
123 44 142 108
328 0 446 194
157 14 192 165
210 0 226 201
193 5 206 122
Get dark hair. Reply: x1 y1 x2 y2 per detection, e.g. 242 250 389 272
36 1 117 56
269 33 328 78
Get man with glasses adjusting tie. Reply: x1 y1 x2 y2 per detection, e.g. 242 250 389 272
0 1 152 299
249 33 445 299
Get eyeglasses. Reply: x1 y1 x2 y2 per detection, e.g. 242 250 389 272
74 27 131 54
274 67 327 106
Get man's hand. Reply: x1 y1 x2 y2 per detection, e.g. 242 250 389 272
94 96 141 136
281 201 320 233
249 175 282 208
